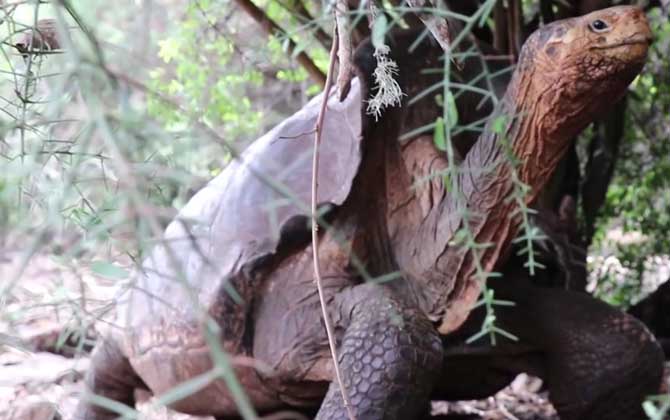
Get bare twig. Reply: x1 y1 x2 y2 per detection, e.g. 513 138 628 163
234 0 326 85
405 0 453 52
311 27 356 420
335 0 354 101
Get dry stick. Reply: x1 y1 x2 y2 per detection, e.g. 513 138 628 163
335 0 353 101
405 0 461 69
311 28 357 420
405 0 453 52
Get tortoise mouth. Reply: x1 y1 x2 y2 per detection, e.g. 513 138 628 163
593 35 653 50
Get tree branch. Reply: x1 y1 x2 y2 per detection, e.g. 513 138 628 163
234 0 326 85
507 0 522 59
493 0 509 53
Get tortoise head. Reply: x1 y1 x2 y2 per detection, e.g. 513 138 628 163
533 6 652 72
507 5 651 142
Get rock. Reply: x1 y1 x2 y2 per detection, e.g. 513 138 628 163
0 352 88 387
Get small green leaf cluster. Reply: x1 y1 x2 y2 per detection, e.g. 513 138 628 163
148 3 264 139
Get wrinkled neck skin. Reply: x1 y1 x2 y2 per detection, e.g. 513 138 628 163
385 51 641 333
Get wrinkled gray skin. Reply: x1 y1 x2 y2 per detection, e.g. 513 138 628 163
77 7 663 420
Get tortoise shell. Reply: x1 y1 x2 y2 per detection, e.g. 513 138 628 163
117 80 364 342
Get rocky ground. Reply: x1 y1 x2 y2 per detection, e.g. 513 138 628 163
1 242 668 420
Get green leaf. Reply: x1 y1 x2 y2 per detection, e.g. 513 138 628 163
86 394 138 419
478 0 497 27
433 117 446 151
155 369 221 408
450 228 469 246
91 261 129 280
157 38 180 63
445 91 458 130
371 271 403 284
372 14 388 50
492 115 507 134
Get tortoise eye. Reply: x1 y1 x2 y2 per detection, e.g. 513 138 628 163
589 19 610 32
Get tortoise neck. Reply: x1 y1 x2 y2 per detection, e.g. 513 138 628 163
387 80 578 331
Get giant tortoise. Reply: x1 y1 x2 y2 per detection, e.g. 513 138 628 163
76 6 663 420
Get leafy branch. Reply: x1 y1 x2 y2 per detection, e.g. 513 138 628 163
494 115 547 276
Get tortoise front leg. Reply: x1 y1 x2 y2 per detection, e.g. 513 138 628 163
490 278 664 420
75 336 145 420
316 284 443 420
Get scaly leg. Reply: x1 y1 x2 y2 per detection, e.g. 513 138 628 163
316 284 444 420
489 278 664 420
74 336 144 420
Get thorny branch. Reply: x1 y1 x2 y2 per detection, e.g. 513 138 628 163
311 26 357 420
405 0 454 52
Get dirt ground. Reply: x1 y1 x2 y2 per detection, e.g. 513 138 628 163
1 242 668 420
0 346 562 420
2 350 668 420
